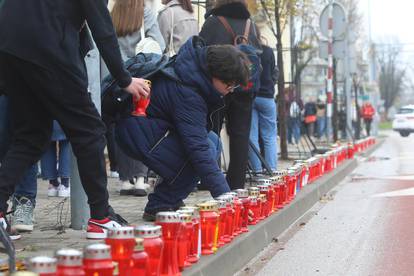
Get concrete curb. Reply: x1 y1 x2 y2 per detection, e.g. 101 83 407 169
184 140 384 276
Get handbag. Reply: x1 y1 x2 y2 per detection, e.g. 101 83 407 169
305 115 317 124
135 19 162 55
166 11 176 57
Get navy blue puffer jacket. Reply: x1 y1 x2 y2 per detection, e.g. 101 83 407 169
116 37 230 197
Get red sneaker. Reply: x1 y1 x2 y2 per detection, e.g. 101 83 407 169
0 213 21 240
86 218 122 239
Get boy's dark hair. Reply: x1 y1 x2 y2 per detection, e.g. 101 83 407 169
206 45 250 87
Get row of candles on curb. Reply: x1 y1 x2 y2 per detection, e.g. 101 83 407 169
16 137 376 276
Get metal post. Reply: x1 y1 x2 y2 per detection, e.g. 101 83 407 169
345 31 353 140
70 43 101 230
326 0 334 142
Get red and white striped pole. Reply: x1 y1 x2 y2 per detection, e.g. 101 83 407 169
326 0 334 140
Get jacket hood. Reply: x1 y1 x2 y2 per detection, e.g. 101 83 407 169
205 2 251 19
174 36 224 107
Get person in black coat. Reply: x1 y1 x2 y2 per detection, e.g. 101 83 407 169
199 0 261 190
0 0 149 239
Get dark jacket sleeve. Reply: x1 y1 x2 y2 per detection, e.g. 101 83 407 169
173 90 229 197
80 0 132 88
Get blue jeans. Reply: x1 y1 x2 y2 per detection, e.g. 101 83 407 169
248 97 278 172
145 131 229 212
40 140 71 181
287 117 301 144
0 96 37 202
317 116 326 138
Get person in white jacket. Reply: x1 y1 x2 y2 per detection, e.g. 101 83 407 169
158 0 198 56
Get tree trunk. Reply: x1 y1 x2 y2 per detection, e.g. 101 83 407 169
275 1 288 160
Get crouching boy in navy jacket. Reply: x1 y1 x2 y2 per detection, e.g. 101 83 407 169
116 37 250 220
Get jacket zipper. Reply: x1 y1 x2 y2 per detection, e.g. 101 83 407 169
168 159 190 185
169 103 225 186
149 130 170 153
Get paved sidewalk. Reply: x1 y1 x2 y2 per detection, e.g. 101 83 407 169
4 160 295 262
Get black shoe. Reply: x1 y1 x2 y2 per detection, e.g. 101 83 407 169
174 201 185 210
142 206 177 222
120 189 136 196
107 206 128 226
133 189 148 197
197 183 209 191
142 212 156 222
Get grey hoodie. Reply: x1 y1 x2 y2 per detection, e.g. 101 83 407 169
117 6 166 60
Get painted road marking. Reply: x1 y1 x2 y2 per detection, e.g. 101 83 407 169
372 187 414 198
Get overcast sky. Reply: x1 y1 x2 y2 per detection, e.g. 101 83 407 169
359 0 414 44
358 0 414 67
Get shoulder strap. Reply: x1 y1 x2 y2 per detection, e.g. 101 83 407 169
217 16 236 41
169 11 175 52
140 19 146 39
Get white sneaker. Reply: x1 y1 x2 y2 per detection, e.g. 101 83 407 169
58 185 70 198
135 177 150 190
86 217 122 239
109 171 119 178
47 185 59 197
134 177 149 196
119 181 135 196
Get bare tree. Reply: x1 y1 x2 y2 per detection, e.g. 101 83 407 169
291 1 320 97
259 0 303 160
378 43 406 115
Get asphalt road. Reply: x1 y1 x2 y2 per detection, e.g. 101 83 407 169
238 132 414 276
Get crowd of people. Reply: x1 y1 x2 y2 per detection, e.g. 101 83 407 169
285 86 376 144
0 0 279 241
0 0 374 242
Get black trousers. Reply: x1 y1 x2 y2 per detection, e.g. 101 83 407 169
0 53 109 219
105 123 118 172
364 118 372 136
212 93 253 190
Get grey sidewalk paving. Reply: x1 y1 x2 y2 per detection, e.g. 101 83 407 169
6 159 296 261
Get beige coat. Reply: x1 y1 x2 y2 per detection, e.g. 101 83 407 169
158 0 198 55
